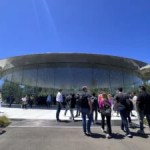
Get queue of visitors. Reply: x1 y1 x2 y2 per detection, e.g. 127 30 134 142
55 85 150 139
1 85 150 138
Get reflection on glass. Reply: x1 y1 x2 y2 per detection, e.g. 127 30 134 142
0 63 144 104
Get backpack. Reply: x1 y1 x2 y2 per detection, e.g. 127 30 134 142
91 96 98 109
80 94 90 109
125 99 133 111
101 101 111 116
115 93 133 111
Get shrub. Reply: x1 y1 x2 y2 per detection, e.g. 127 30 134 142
0 116 10 127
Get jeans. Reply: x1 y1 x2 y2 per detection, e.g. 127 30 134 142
119 109 130 134
138 111 150 131
56 102 62 120
101 114 112 134
64 103 69 116
121 110 131 131
81 108 92 133
75 105 81 117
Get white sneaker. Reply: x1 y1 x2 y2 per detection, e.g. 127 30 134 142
106 134 111 139
101 127 104 133
137 130 145 134
126 133 132 138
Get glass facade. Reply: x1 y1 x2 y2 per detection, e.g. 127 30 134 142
0 62 143 104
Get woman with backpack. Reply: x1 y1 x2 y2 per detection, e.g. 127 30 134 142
99 93 112 138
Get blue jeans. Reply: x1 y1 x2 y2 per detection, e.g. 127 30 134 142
121 110 131 130
81 108 92 133
119 109 130 134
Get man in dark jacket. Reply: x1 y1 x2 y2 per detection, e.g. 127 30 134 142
114 87 132 138
80 86 92 136
136 86 150 134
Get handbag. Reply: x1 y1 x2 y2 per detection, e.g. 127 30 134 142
101 101 111 116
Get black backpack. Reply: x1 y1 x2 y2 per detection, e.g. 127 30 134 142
80 94 90 109
125 99 133 111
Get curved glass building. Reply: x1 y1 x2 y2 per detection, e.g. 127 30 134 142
0 53 147 104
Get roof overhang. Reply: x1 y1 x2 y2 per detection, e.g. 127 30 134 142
0 53 147 72
139 65 150 80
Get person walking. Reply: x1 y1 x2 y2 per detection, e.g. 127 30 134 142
46 94 52 108
132 92 137 112
99 93 112 138
91 92 98 124
136 86 150 134
75 94 81 117
80 86 92 136
21 95 28 109
69 93 76 121
64 94 71 116
114 87 132 138
56 89 63 122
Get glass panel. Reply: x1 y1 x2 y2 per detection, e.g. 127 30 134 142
37 64 55 89
0 62 144 105
93 66 109 88
54 63 93 93
1 69 13 82
109 67 124 90
11 67 23 84
123 70 135 92
22 65 37 87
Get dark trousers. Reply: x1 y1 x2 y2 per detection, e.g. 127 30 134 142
75 106 81 117
138 111 150 131
22 104 27 109
101 114 112 134
121 111 131 130
47 101 51 108
64 103 69 115
119 109 130 134
92 109 98 122
127 112 132 124
56 102 62 120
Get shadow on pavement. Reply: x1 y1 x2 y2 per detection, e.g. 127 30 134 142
131 131 149 139
89 133 106 139
111 133 125 139
57 120 70 123
0 130 6 135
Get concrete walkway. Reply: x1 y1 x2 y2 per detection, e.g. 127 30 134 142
0 127 150 150
0 107 138 121
0 107 150 150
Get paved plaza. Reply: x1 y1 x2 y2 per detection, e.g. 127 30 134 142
0 107 150 150
0 107 138 121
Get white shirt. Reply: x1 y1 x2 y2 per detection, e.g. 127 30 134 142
56 92 63 102
132 95 137 104
22 97 27 102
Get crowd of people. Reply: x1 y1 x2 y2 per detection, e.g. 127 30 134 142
55 85 150 138
1 85 150 138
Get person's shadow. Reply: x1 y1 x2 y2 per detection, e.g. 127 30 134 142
0 130 6 135
130 131 149 138
88 132 106 139
89 132 125 139
111 132 126 139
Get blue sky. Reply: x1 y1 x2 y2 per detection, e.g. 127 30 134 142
0 0 150 63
